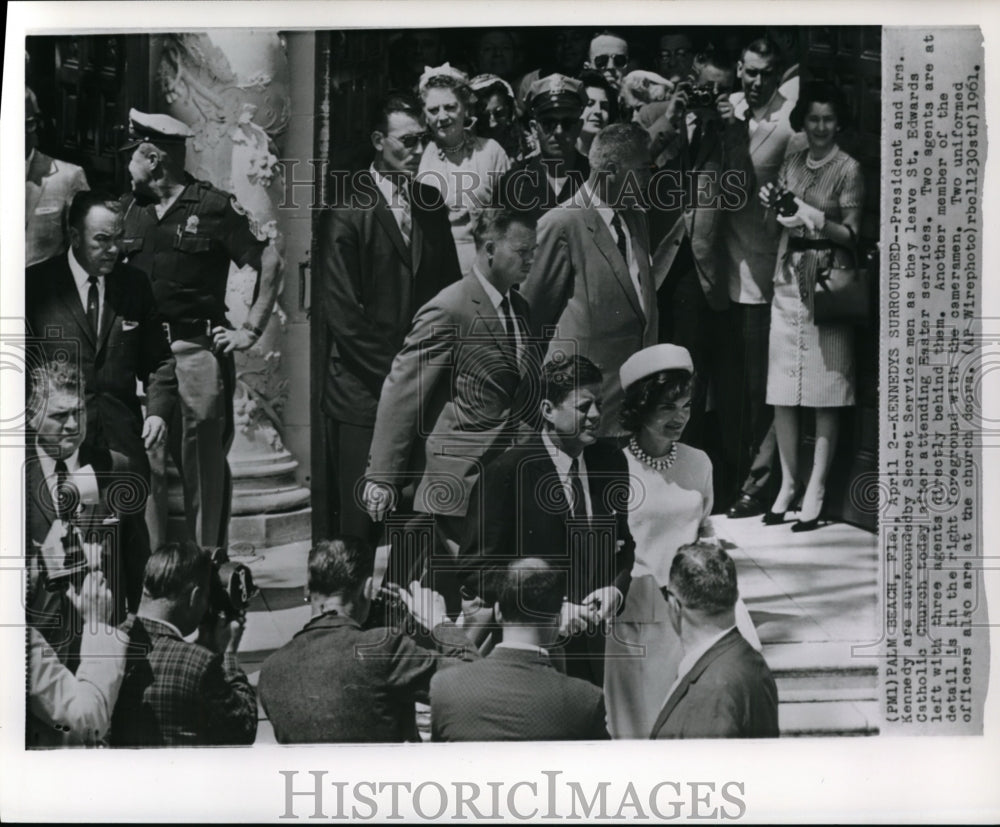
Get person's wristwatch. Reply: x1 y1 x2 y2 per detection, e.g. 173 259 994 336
241 321 263 340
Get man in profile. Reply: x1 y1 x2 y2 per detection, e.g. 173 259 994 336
431 559 609 741
650 543 778 739
257 536 477 743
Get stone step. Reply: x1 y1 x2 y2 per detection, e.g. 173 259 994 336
776 672 876 697
779 699 880 737
779 686 876 704
763 641 880 678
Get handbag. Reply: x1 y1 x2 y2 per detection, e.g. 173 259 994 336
812 226 870 326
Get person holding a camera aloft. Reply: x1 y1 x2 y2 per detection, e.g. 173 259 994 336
758 81 864 532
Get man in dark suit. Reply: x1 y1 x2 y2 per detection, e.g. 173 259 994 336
110 541 257 746
640 49 752 458
320 92 462 541
431 558 609 741
522 122 657 437
257 536 477 743
364 207 538 605
460 355 635 686
25 191 176 612
649 543 778 739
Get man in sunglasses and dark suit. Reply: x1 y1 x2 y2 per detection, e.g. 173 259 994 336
319 92 462 542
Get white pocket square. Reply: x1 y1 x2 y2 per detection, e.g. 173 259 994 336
122 320 139 331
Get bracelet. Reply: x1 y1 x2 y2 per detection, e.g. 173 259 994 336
241 321 263 339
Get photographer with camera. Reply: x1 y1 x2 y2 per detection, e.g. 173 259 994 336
110 541 257 746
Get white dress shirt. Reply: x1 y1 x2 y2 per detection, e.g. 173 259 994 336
36 444 81 506
370 165 412 244
495 641 550 658
68 246 104 332
581 183 645 313
541 430 593 518
472 263 522 360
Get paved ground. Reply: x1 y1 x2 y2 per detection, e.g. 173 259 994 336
235 511 880 741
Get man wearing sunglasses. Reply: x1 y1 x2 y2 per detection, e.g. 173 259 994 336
319 93 462 543
499 74 590 216
586 31 631 90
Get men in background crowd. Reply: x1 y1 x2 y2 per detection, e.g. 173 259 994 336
585 31 630 91
28 571 127 747
461 356 635 686
26 192 177 614
474 29 522 83
319 93 461 542
721 37 805 518
656 31 696 82
120 109 280 560
650 543 778 739
517 27 591 106
258 536 477 743
364 207 538 609
431 559 610 741
499 74 590 216
110 541 257 746
25 86 89 267
524 123 656 436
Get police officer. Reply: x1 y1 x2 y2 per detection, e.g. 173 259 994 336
498 74 590 217
120 109 281 559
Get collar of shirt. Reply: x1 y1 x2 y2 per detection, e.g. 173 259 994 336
731 90 784 132
581 182 614 230
36 443 81 503
26 148 36 178
471 263 507 311
664 625 738 707
68 247 105 328
495 641 550 658
370 165 409 207
541 430 592 516
136 613 187 641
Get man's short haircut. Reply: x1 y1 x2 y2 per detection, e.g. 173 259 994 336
741 36 783 67
590 30 628 50
696 46 737 76
372 92 424 135
67 191 122 233
307 535 376 598
143 540 214 601
26 360 82 423
541 354 603 408
497 559 564 623
470 206 537 249
589 122 649 172
669 543 739 615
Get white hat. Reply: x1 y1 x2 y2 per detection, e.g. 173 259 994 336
619 344 694 392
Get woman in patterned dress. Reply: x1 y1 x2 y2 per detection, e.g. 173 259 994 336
417 64 510 275
762 82 864 532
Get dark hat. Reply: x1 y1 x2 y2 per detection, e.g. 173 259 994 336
119 108 194 152
526 73 587 117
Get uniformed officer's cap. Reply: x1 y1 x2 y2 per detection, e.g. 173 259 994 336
526 74 587 117
119 108 194 152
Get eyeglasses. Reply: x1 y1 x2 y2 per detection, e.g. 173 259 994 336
25 116 40 134
387 131 430 150
593 53 628 70
538 116 581 132
658 48 691 59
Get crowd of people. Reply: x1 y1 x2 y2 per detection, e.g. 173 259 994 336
23 25 870 745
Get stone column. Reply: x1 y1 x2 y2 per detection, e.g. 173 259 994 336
154 32 310 550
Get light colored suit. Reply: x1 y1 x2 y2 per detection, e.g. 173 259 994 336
26 151 89 267
522 189 656 436
367 274 534 518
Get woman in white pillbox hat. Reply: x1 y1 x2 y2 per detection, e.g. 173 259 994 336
603 345 761 738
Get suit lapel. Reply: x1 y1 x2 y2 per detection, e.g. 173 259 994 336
526 446 571 516
585 207 645 323
97 269 124 355
54 259 96 349
650 629 743 737
410 186 425 274
469 276 518 370
370 176 411 266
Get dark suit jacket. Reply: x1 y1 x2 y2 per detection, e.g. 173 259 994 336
367 274 536 517
460 437 634 605
430 646 609 741
257 612 478 743
319 172 462 427
498 152 590 216
25 255 177 469
110 616 257 746
649 629 779 739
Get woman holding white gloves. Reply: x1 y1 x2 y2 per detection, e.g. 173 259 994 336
760 81 864 532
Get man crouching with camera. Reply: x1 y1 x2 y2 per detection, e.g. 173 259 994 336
109 540 257 746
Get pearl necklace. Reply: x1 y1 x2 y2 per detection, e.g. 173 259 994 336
438 133 471 160
628 436 678 471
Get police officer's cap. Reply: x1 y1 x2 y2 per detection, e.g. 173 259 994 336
526 74 587 118
119 108 194 152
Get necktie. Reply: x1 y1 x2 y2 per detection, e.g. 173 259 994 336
54 459 72 522
398 182 412 245
499 295 517 359
610 212 629 267
568 457 587 521
86 275 100 337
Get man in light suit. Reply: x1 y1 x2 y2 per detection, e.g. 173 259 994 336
522 122 656 437
431 559 609 741
25 87 89 267
26 191 177 612
460 356 635 685
720 38 805 517
320 92 462 541
650 543 778 739
365 207 539 606
639 49 752 455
